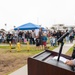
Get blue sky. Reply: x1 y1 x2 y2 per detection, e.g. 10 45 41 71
0 0 75 30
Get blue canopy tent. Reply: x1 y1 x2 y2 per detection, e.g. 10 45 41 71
14 23 42 30
42 28 48 31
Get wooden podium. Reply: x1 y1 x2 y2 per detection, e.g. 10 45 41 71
28 50 75 75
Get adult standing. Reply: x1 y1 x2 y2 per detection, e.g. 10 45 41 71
0 32 2 43
69 32 74 43
6 32 12 43
56 30 62 45
31 30 35 44
38 28 43 49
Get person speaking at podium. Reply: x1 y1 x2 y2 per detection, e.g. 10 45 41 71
65 59 75 66
66 47 75 66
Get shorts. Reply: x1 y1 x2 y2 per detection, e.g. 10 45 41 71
42 41 46 46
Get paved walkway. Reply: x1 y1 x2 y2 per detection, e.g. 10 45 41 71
9 41 75 75
53 42 74 54
9 65 28 75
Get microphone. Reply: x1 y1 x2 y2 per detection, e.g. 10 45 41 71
57 29 73 61
57 30 73 42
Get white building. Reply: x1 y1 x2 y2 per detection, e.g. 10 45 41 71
51 24 66 31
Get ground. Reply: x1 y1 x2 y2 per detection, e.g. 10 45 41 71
0 44 57 75
0 49 31 75
66 45 74 56
0 44 71 75
0 53 28 75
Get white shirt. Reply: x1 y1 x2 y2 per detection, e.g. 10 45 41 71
52 37 56 43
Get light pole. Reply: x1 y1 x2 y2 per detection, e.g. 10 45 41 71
14 26 16 29
5 23 7 31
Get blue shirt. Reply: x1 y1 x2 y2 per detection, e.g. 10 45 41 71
42 36 47 42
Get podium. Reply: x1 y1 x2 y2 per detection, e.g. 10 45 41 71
28 50 75 75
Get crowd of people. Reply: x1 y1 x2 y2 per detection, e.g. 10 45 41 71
0 28 75 49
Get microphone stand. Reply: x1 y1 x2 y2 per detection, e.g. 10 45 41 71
57 40 64 61
57 30 73 62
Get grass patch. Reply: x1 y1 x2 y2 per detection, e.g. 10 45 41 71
0 46 10 49
0 44 58 75
0 44 58 54
49 46 58 50
66 44 75 56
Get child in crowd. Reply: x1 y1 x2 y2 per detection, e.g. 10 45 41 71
50 35 56 46
35 36 40 50
50 35 53 46
52 36 56 46
42 33 47 49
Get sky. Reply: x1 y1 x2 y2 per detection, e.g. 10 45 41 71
0 0 75 31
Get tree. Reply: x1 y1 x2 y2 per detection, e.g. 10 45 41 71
51 27 55 30
1 29 5 31
63 27 67 29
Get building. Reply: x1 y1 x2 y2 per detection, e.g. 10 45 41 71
51 24 66 31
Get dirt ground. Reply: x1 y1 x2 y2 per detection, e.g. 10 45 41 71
0 49 31 75
0 44 44 75
0 44 72 75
